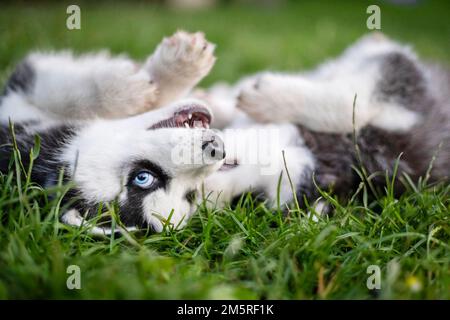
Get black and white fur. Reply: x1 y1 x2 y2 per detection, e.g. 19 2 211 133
0 31 223 233
1 31 448 233
201 32 449 209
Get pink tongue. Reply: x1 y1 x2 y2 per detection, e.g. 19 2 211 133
175 114 188 127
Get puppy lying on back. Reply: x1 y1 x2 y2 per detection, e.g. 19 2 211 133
0 31 225 233
201 32 450 207
0 31 448 233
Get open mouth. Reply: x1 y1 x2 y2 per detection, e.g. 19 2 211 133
149 104 212 130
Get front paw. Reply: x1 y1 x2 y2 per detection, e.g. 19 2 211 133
151 30 216 80
237 74 290 122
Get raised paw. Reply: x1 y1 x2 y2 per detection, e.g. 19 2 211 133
149 30 216 81
236 74 296 123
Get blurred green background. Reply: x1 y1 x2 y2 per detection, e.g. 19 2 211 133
1 0 449 87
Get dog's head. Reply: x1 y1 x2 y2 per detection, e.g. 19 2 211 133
60 99 225 233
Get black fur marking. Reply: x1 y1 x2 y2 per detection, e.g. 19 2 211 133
185 189 198 205
356 127 415 196
61 188 128 232
118 189 148 229
295 167 319 208
298 127 358 201
48 159 170 231
0 123 75 187
231 189 267 208
376 52 430 112
357 124 448 195
119 160 170 228
375 52 450 181
61 187 100 218
294 52 450 205
296 123 441 204
126 160 169 192
0 122 85 226
3 61 35 95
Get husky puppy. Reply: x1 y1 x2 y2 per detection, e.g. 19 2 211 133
0 32 226 233
0 31 448 233
201 32 450 210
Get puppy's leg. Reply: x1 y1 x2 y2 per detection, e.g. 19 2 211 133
237 73 380 132
144 30 216 107
1 31 215 123
237 34 421 133
0 51 159 121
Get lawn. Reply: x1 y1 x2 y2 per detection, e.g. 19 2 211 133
0 0 449 299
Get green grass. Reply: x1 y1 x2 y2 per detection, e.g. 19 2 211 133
0 1 449 299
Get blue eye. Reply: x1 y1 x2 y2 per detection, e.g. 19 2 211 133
133 170 155 189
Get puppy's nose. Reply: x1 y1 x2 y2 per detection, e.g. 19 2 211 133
202 132 225 162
